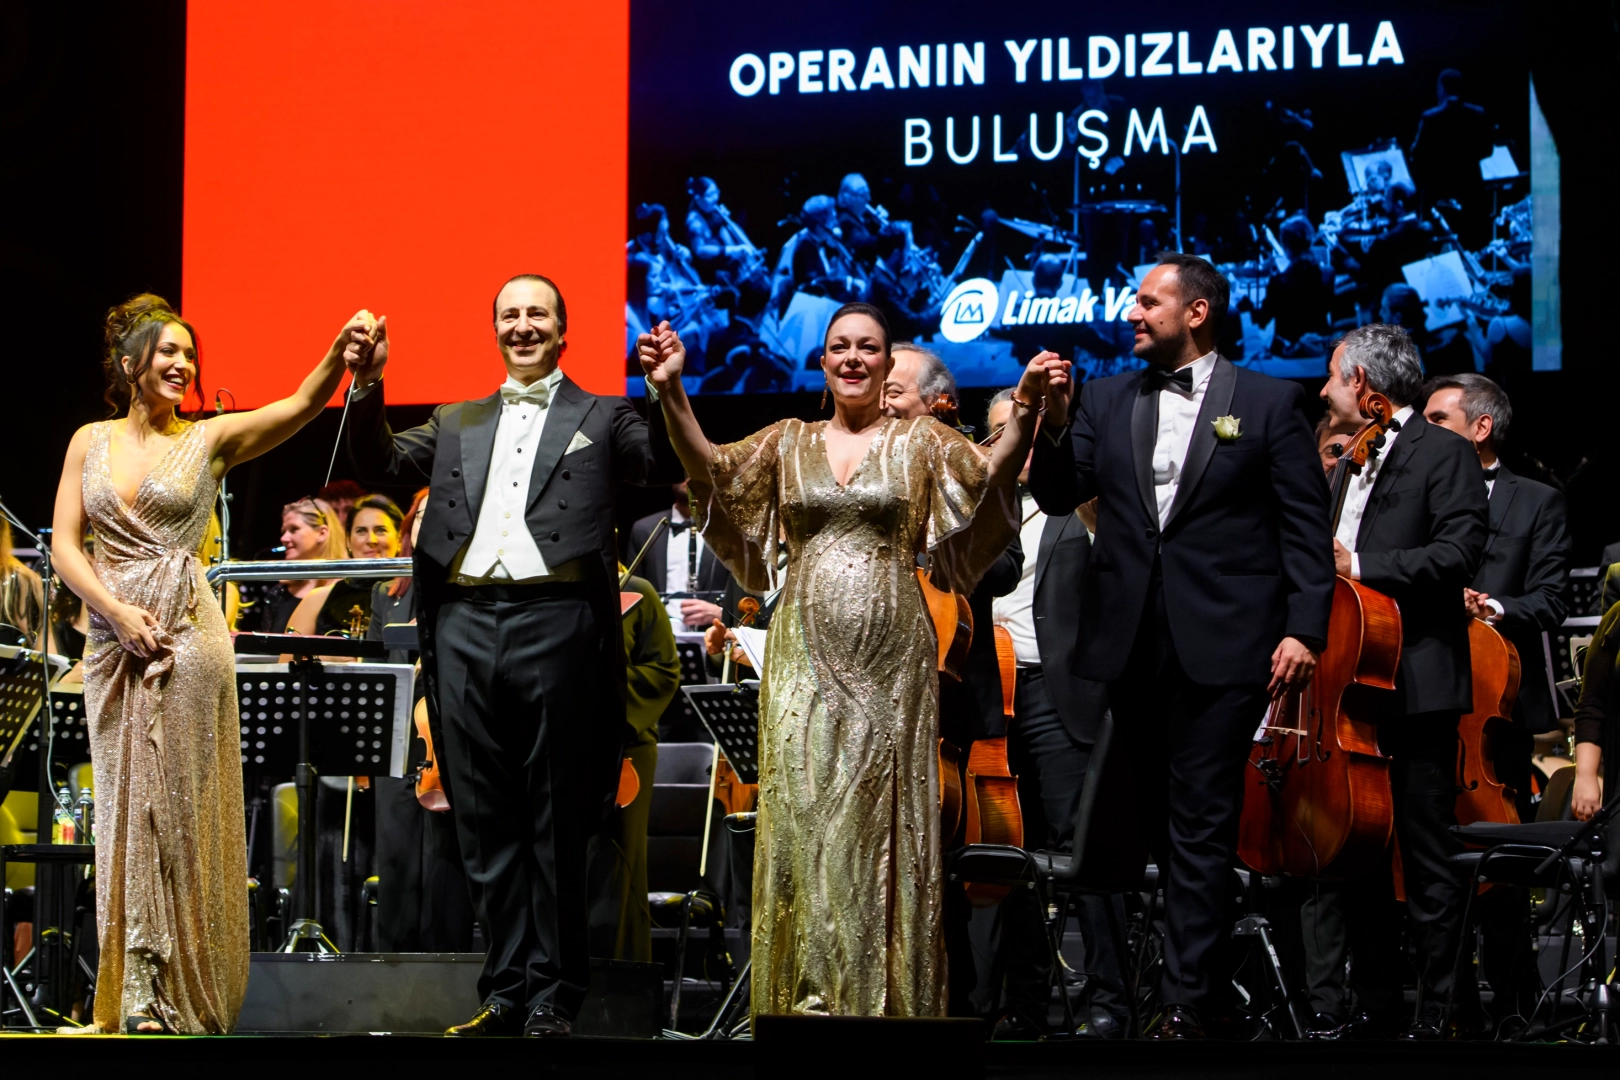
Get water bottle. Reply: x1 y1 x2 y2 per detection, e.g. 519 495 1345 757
76 788 95 845
52 788 76 845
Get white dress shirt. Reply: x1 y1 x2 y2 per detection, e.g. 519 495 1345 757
1151 351 1219 528
450 369 565 583
1334 404 1416 580
1482 464 1504 622
993 495 1047 667
663 502 707 630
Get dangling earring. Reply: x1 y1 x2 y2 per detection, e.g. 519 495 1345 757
820 381 829 410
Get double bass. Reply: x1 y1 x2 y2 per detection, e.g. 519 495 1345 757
1238 391 1402 880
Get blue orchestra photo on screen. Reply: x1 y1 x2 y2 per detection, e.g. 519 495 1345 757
626 0 1553 396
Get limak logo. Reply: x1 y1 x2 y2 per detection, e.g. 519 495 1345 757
938 278 999 343
939 277 1137 342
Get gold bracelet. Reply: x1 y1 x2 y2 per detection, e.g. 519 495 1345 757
1009 392 1037 411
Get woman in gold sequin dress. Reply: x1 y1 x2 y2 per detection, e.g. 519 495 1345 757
51 294 380 1033
638 304 1067 1017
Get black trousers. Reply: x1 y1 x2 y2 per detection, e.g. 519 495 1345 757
1301 710 1467 1013
1108 569 1269 1010
1001 666 1127 1022
374 776 475 953
435 584 610 1017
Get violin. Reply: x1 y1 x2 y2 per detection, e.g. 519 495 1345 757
1456 618 1521 828
1238 390 1402 880
963 625 1025 906
413 694 449 812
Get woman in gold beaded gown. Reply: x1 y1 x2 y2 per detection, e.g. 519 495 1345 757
51 294 381 1034
638 303 1066 1018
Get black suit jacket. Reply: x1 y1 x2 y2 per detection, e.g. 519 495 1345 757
629 508 732 601
1029 356 1335 686
1031 509 1111 744
1351 417 1489 716
1472 466 1569 732
346 374 681 809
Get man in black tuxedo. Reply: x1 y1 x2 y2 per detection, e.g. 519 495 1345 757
628 481 735 634
1030 251 1335 1038
1423 372 1568 1024
1311 325 1489 1039
1423 374 1569 812
345 274 680 1037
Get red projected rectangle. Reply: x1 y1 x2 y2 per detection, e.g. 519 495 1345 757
184 1 628 407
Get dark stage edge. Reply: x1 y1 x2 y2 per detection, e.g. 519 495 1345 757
0 1035 1616 1077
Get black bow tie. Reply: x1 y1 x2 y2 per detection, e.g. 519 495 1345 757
1146 366 1195 392
669 518 694 535
1482 466 1500 481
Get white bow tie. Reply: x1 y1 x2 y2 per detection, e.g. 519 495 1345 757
500 382 552 408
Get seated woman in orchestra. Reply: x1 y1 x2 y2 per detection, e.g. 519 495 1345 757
639 303 1060 1018
238 497 349 632
1572 600 1620 821
0 517 44 647
288 493 403 638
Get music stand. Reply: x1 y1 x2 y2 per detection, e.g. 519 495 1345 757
231 636 411 952
0 646 72 797
681 682 760 785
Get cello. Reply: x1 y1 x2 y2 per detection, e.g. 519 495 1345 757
1455 618 1521 827
1238 391 1402 880
963 625 1024 906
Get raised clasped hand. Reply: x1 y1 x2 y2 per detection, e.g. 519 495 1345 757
636 320 686 389
341 310 388 386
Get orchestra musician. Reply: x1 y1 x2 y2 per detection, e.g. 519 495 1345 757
1423 373 1569 1029
1307 325 1489 1040
774 195 868 311
629 481 732 635
878 344 1025 1018
1030 252 1336 1039
982 390 1124 1040
344 274 681 1037
587 571 681 962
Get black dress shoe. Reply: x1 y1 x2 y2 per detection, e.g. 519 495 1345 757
446 1002 520 1037
1074 1006 1124 1040
1146 1004 1206 1040
990 1012 1046 1041
524 1004 573 1038
1304 1012 1347 1040
1402 1000 1447 1041
1345 1008 1406 1040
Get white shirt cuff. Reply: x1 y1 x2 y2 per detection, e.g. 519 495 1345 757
643 377 661 403
1484 597 1505 622
350 378 380 400
1349 553 1361 580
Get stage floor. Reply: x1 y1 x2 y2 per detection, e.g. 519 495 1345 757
0 1034 1616 1078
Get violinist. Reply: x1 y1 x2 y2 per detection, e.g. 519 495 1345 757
344 273 682 1038
983 390 1123 1041
1309 325 1489 1040
1029 252 1335 1040
587 571 681 962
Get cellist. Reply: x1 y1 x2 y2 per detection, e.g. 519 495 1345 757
1422 373 1569 1030
1306 326 1488 1041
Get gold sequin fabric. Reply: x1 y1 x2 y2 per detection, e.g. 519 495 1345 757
81 421 248 1034
692 416 1016 1018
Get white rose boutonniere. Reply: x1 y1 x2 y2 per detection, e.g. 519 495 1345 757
1212 415 1242 441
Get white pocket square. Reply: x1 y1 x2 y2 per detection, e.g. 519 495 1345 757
564 431 594 454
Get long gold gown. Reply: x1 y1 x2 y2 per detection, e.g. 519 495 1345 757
693 416 1015 1018
81 421 249 1033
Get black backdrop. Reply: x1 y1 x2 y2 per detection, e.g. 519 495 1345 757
8 2 1620 562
